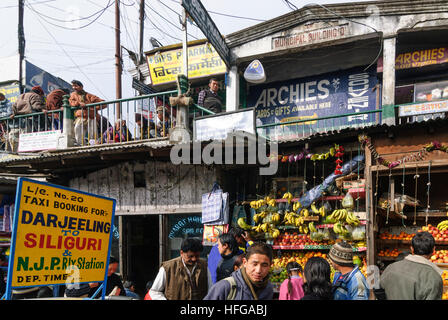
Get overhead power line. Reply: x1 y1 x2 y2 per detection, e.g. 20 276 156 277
145 2 199 40
26 0 114 31
29 6 108 98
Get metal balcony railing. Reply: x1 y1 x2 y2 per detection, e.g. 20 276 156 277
0 90 216 151
256 109 383 141
3 94 445 152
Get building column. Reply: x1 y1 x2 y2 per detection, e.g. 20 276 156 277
58 94 75 149
225 65 240 112
381 36 397 126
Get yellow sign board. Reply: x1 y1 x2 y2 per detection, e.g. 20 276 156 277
7 178 116 289
146 43 226 86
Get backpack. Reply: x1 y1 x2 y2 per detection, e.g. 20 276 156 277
224 276 237 300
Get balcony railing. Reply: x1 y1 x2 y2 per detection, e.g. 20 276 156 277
256 109 383 141
1 93 446 152
0 90 216 151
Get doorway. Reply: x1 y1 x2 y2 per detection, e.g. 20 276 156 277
124 214 159 298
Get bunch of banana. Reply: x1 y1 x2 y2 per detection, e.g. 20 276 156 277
292 201 302 212
327 208 348 222
265 197 277 207
271 228 281 239
271 213 282 225
345 211 360 227
298 225 309 234
300 208 310 218
437 220 448 231
294 216 305 227
319 206 326 217
283 211 297 225
253 211 269 224
237 217 252 230
252 222 268 233
333 222 350 235
250 199 267 210
311 202 320 215
309 222 317 233
282 192 293 203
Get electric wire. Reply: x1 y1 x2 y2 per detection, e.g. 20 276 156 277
26 0 114 31
145 2 199 40
29 6 109 98
302 2 383 71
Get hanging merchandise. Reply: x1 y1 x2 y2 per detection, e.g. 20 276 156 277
231 205 247 228
269 144 340 164
202 182 230 225
359 134 448 168
334 145 345 175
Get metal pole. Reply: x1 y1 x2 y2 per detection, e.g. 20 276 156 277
18 0 25 94
182 8 188 77
115 0 122 118
138 0 145 67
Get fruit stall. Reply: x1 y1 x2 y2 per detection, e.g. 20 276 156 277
235 143 369 293
360 127 448 299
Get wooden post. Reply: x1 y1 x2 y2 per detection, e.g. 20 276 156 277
364 141 376 300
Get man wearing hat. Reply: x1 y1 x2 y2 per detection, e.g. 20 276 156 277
329 241 369 300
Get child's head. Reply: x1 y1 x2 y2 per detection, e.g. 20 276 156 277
286 261 302 276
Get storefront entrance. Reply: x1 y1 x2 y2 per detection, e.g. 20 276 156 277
124 215 159 298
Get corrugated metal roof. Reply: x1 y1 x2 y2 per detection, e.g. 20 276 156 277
0 138 173 165
273 117 448 145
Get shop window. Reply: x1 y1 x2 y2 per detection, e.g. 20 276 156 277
395 85 414 105
167 214 211 260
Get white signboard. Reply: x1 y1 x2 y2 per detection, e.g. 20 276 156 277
194 109 255 141
18 130 62 152
398 100 448 117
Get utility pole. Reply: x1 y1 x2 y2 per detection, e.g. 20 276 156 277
138 0 145 65
18 0 25 94
115 0 122 118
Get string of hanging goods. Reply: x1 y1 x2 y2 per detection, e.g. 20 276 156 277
426 160 432 227
400 163 406 227
413 165 419 226
374 167 379 218
386 167 392 225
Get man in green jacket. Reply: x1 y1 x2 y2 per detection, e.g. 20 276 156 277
380 231 443 300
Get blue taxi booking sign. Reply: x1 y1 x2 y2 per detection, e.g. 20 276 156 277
4 178 116 300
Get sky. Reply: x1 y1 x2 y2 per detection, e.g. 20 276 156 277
0 0 369 101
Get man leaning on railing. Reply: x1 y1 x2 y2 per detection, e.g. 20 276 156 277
8 86 47 152
69 80 107 146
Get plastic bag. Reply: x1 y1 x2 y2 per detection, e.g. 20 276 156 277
342 193 354 209
352 226 366 241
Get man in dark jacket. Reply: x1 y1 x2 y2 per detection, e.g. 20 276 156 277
380 231 443 300
204 242 274 300
46 88 70 129
216 233 239 282
197 78 223 114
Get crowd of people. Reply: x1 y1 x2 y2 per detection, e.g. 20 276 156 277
0 229 443 300
0 80 173 151
147 229 443 301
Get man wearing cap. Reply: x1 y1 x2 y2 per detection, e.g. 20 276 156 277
329 241 369 300
69 80 106 145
